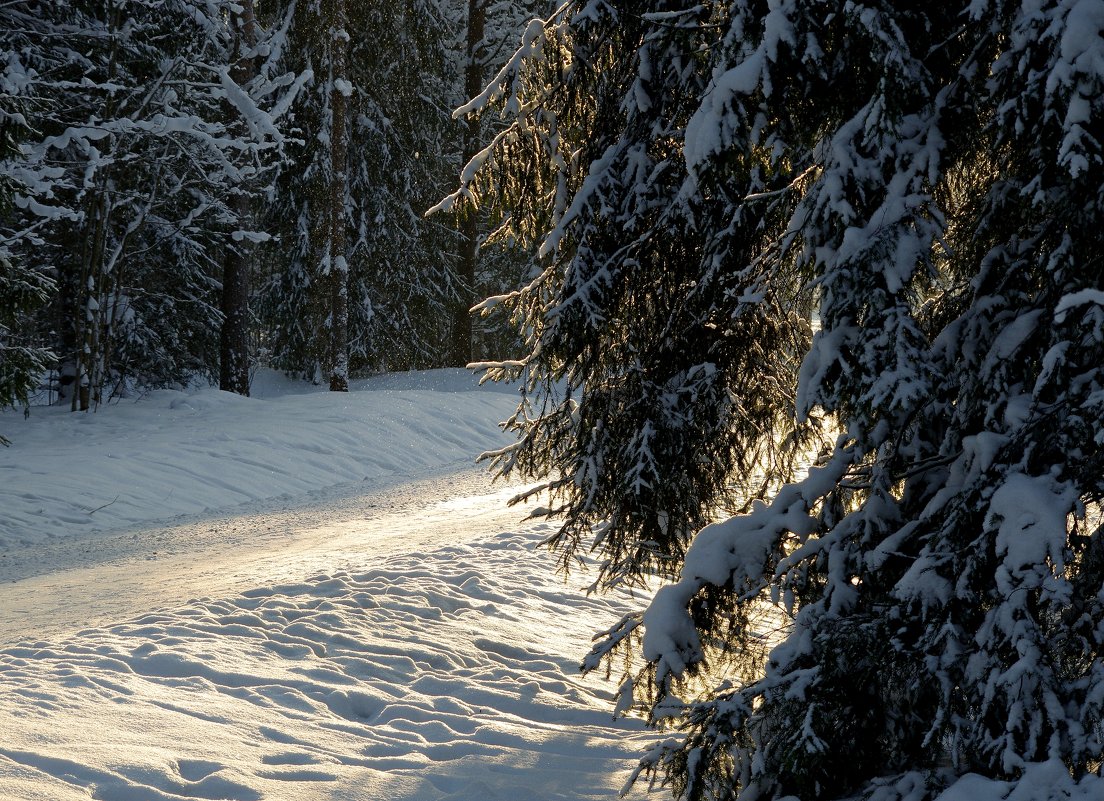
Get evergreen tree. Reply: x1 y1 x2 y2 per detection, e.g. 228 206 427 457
0 1 58 426
260 0 462 379
325 0 351 392
442 0 548 367
220 0 261 397
261 0 542 380
447 0 486 369
454 2 1104 800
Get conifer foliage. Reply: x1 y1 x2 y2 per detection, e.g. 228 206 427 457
259 0 464 379
0 1 538 413
455 2 1104 799
0 2 55 422
0 0 299 409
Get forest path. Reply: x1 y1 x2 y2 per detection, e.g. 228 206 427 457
0 464 532 644
0 463 656 801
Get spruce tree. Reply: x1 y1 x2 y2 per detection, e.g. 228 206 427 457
442 0 547 367
454 2 1104 799
259 0 462 378
1 0 298 408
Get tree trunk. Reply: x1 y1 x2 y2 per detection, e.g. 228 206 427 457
219 0 258 396
75 188 109 412
219 235 251 395
74 2 123 411
449 0 486 368
327 0 350 392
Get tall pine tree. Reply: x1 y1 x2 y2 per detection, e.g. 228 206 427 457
0 1 58 424
260 0 462 380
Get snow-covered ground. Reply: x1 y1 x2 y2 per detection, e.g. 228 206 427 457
0 371 658 801
0 369 519 554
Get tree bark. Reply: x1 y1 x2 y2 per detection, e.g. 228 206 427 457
449 0 486 368
76 188 110 411
327 0 350 392
219 236 251 395
219 0 258 396
74 2 123 411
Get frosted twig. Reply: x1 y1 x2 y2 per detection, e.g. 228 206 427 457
742 165 818 203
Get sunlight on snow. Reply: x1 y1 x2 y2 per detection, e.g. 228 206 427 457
0 522 658 800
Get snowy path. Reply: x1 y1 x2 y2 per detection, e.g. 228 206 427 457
0 465 529 643
0 468 659 801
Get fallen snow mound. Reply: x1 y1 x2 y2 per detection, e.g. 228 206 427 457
0 369 518 550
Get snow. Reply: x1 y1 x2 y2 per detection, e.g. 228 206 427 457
1055 287 1104 320
988 472 1076 598
0 524 655 801
0 370 656 800
991 309 1042 359
218 66 284 143
1048 0 1104 176
683 0 796 171
1059 1 1104 66
4 369 1097 800
933 760 1104 801
539 145 620 259
0 369 514 552
641 453 849 683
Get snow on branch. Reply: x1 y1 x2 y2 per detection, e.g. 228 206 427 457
1055 288 1104 321
217 66 282 144
425 125 516 216
641 448 854 684
453 15 550 120
683 0 796 171
539 142 620 258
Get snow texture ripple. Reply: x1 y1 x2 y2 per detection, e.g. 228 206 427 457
0 524 656 801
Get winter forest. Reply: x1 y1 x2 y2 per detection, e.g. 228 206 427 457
0 0 546 410
4 1 1104 801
